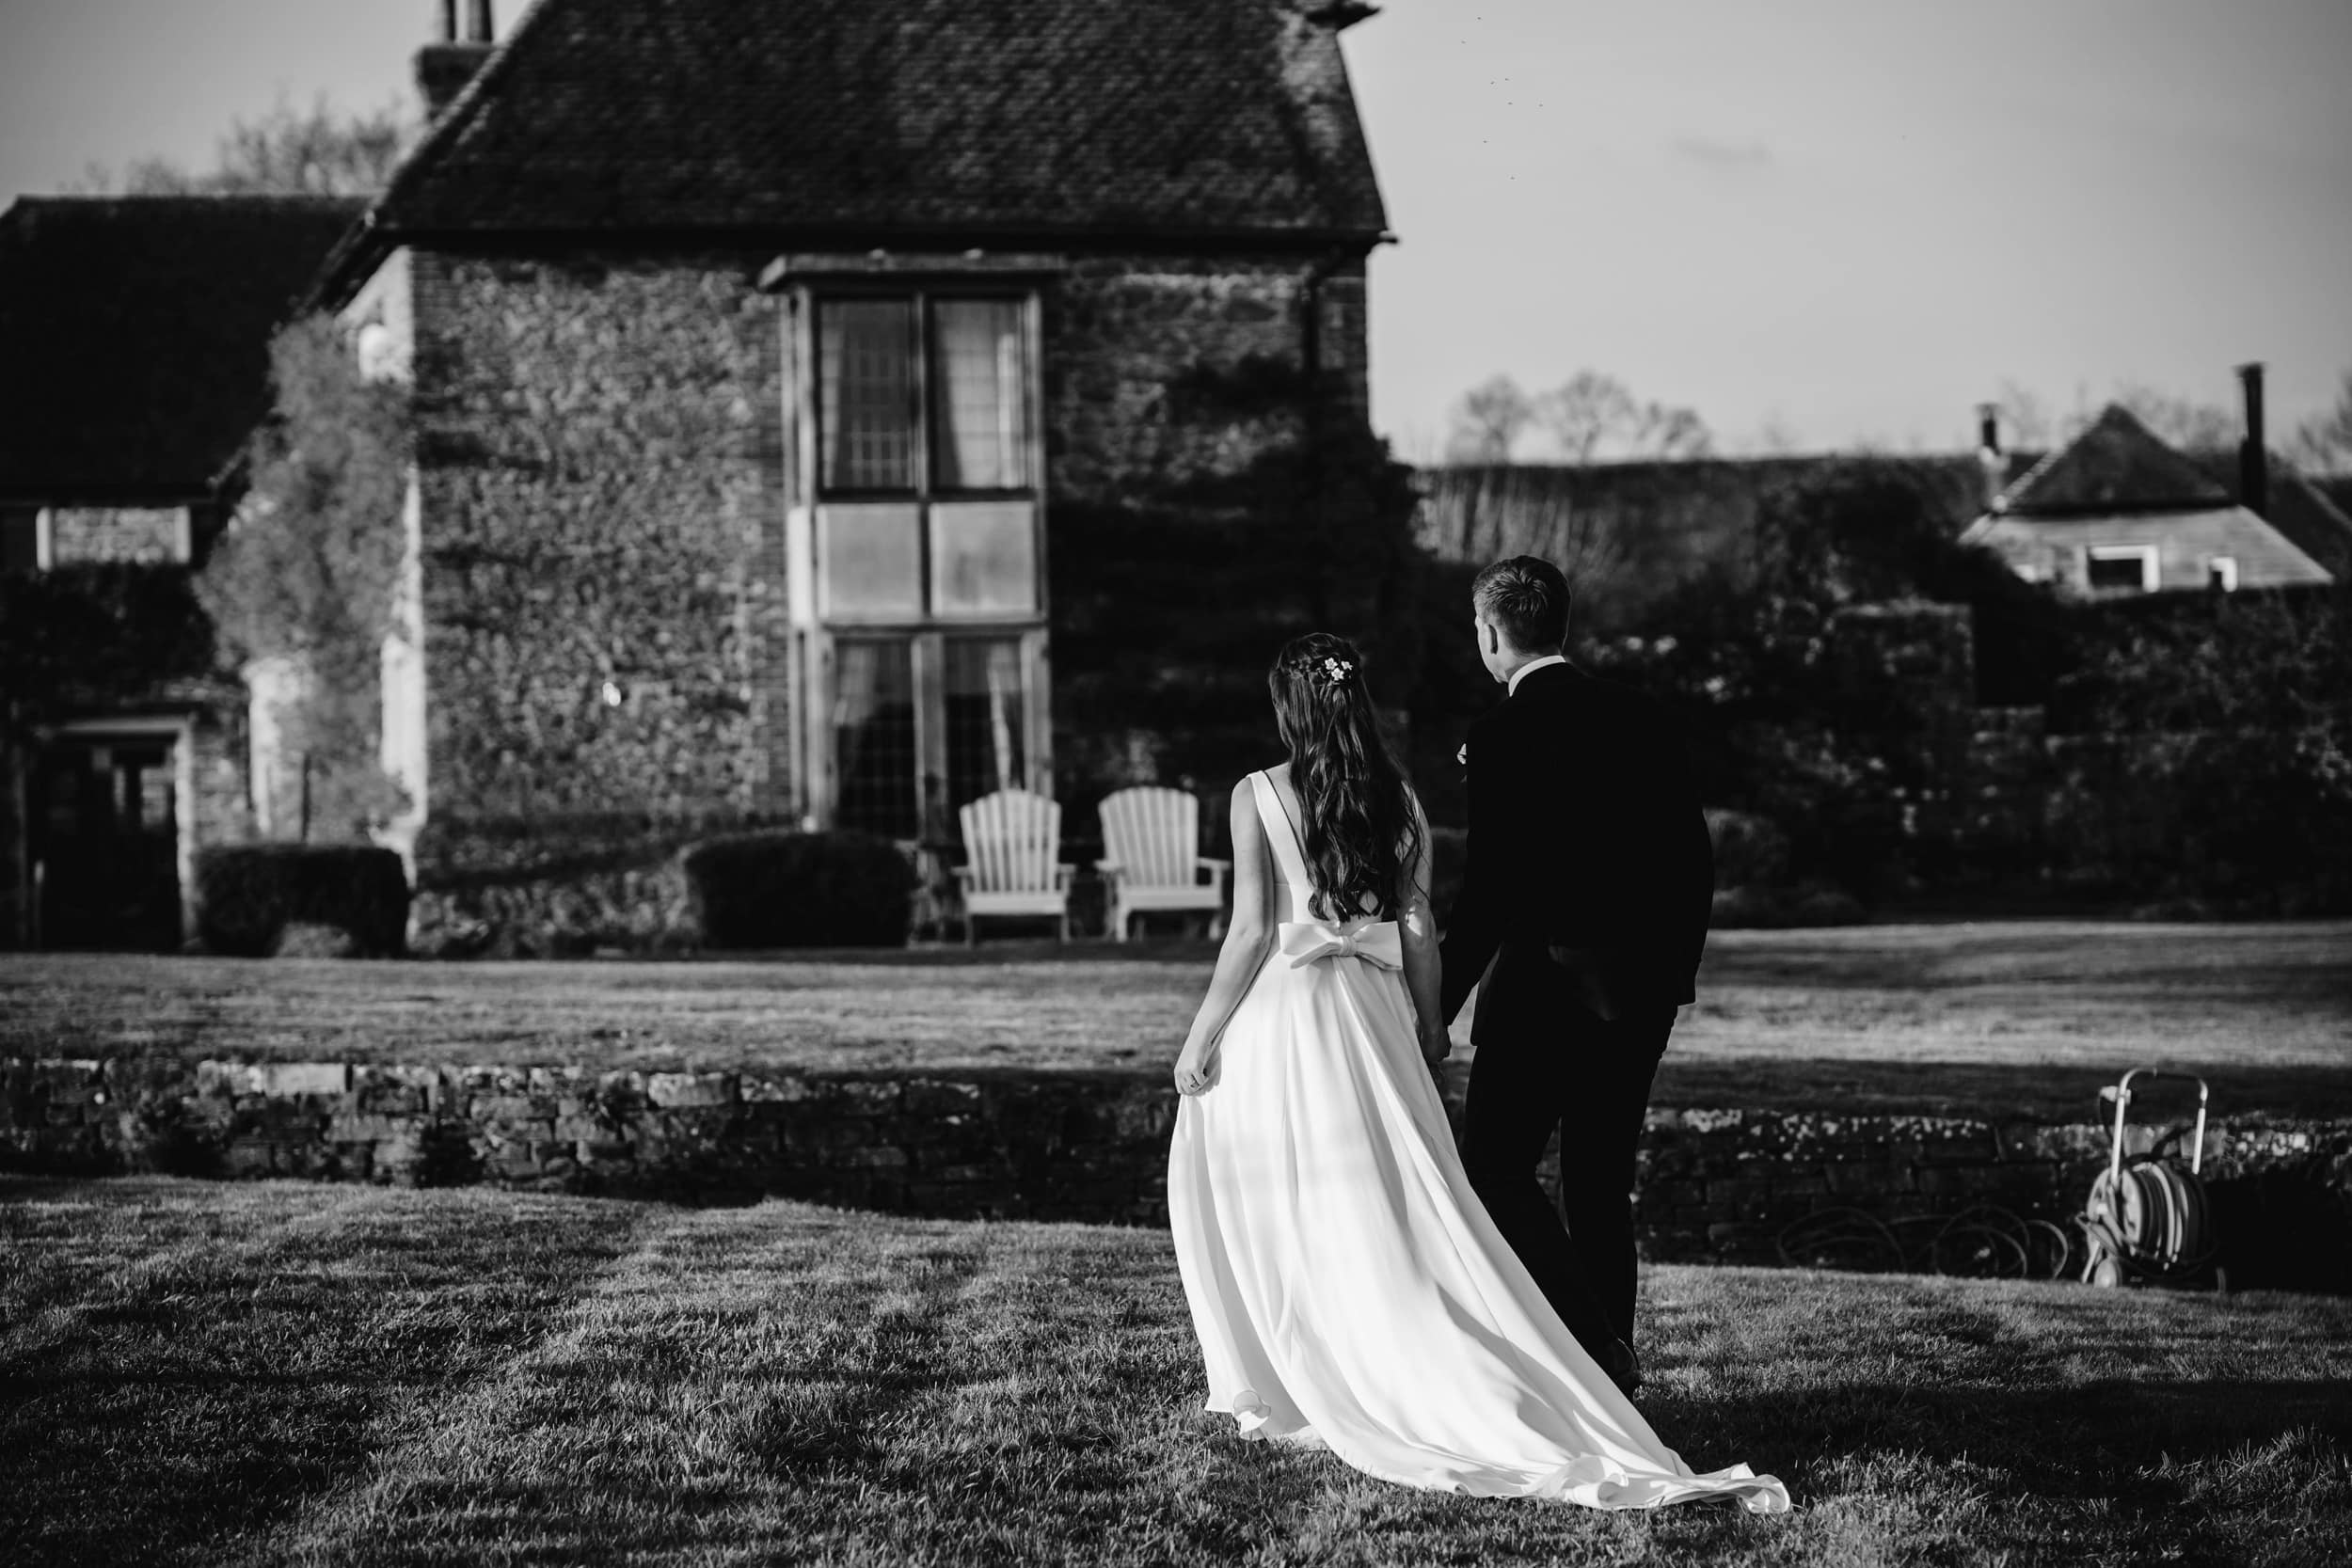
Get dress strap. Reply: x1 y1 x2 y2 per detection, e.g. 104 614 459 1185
1248 771 1316 890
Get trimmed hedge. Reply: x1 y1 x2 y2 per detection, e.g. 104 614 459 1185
194 845 410 958
681 831 914 949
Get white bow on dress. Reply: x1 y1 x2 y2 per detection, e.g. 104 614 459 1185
1279 918 1404 971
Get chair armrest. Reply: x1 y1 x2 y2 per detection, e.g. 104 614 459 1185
951 866 977 891
1198 857 1232 892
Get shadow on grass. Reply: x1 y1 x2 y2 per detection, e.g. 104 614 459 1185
1653 1374 2352 1517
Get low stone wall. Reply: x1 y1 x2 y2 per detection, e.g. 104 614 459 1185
7 1057 2346 1273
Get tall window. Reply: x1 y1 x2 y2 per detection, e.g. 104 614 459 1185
802 286 1045 840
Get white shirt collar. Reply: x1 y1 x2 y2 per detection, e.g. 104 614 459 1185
1507 653 1569 696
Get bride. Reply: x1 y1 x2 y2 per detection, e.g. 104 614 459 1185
1166 632 1788 1513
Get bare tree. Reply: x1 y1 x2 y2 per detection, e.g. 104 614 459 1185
70 96 416 198
2290 370 2352 476
2110 381 2240 452
1994 379 2062 450
1528 370 1713 462
1447 374 1536 462
1627 402 1713 459
1532 371 1636 464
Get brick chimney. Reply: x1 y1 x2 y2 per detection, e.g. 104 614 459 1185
1977 402 2005 511
2236 362 2268 518
416 0 495 120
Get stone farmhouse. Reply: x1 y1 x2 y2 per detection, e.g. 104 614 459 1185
0 195 364 946
0 0 1392 950
1962 375 2339 595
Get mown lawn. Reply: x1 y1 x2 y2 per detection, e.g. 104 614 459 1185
3 921 2348 1121
4 1177 2349 1566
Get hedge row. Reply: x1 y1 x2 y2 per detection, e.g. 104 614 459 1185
197 830 921 957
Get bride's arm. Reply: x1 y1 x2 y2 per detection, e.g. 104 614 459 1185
1172 779 1274 1096
1398 796 1448 1070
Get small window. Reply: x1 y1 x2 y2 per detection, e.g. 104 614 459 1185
1 507 40 572
2086 545 2158 593
2205 555 2238 592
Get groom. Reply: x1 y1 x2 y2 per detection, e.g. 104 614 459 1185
1438 556 1714 1395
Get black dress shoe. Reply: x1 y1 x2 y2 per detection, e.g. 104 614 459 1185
1604 1338 1643 1398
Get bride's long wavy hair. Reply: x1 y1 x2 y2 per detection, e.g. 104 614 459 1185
1268 633 1424 922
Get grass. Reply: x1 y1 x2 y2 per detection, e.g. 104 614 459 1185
5 1175 2349 1566
3 921 2348 1122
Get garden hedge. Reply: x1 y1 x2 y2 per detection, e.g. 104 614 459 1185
681 831 914 949
194 844 410 957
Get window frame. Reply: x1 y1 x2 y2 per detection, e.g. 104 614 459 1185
2085 544 2160 594
2203 554 2239 592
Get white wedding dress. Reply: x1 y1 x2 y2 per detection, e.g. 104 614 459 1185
1167 772 1788 1513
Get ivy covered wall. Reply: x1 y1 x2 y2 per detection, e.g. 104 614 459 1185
405 247 791 900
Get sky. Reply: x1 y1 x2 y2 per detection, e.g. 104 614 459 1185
3 0 2348 459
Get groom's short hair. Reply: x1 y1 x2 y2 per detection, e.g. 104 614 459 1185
1471 556 1570 653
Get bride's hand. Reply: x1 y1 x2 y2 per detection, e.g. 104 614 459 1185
1173 1038 1217 1096
1419 1020 1452 1071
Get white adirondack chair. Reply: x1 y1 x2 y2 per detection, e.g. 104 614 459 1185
1097 786 1231 942
954 788 1075 944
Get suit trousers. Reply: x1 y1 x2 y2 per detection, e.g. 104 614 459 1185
1460 1005 1674 1359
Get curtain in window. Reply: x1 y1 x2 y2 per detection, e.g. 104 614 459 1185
930 301 1028 490
832 639 917 837
819 301 917 490
943 638 1026 812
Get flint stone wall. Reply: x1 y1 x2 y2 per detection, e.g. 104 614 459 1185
8 1056 2346 1269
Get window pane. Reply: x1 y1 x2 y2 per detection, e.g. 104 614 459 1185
943 638 1026 813
818 503 924 618
929 500 1037 617
819 300 916 490
834 640 917 837
930 300 1028 490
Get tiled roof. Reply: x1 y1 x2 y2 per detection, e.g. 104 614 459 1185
0 196 364 498
368 0 1388 245
2185 449 2352 579
1994 404 2233 517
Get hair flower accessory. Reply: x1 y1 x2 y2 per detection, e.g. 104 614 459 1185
1320 655 1354 687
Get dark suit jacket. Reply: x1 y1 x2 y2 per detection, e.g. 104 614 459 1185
1438 661 1714 1044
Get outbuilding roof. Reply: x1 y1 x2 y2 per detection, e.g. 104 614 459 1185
0 195 363 499
1994 404 2233 517
366 0 1388 246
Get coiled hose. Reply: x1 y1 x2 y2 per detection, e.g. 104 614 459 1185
1776 1203 2080 1280
2078 1153 2219 1286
